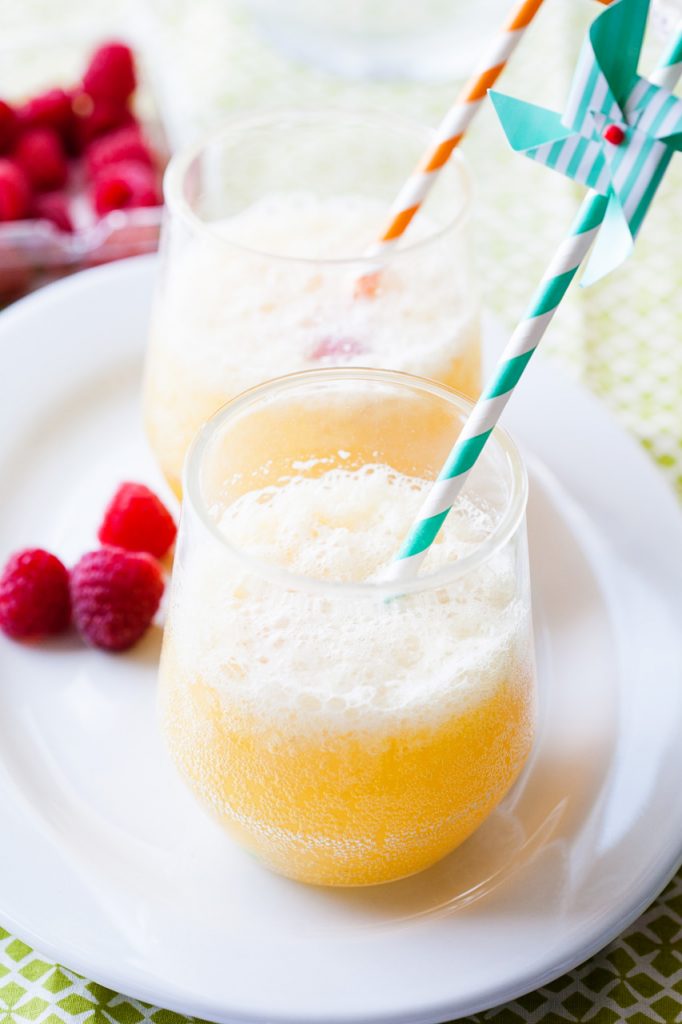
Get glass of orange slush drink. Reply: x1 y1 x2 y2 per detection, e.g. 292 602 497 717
159 369 536 887
143 110 481 497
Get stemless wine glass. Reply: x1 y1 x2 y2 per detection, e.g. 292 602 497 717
143 110 480 496
159 368 536 887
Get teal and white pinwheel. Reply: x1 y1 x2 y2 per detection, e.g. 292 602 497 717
490 0 682 283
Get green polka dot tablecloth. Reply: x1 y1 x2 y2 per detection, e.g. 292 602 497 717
1 0 681 1021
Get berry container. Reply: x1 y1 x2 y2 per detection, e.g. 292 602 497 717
0 27 169 303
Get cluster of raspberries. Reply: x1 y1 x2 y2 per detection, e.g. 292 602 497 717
0 483 177 652
0 41 162 232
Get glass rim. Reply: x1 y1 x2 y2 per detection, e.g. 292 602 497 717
163 108 473 268
183 368 529 598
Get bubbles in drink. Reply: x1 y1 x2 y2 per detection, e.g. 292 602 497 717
144 193 481 494
160 463 535 885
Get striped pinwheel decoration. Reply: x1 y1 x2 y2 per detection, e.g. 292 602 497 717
490 0 682 284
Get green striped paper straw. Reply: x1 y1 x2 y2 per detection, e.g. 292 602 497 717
384 21 682 584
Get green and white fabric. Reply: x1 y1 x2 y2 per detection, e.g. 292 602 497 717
1 0 681 1020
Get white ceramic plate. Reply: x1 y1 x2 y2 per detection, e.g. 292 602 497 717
0 257 681 1024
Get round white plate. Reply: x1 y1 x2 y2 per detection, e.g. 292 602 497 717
0 257 681 1024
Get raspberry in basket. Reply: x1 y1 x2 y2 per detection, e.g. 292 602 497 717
86 125 154 178
82 42 137 105
14 128 68 192
72 91 134 150
0 100 18 153
0 159 31 221
17 88 74 144
93 160 160 215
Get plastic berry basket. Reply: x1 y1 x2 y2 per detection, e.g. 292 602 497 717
0 26 168 303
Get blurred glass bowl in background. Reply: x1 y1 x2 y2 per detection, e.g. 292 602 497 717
237 0 511 81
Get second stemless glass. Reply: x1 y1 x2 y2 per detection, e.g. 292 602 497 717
159 369 535 887
143 110 480 496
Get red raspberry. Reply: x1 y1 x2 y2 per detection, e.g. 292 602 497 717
311 336 367 360
0 159 31 221
98 482 177 558
17 89 74 142
0 100 18 153
93 160 160 215
70 547 164 652
71 91 133 150
32 192 74 233
86 125 154 179
83 42 136 104
14 128 68 192
0 548 71 639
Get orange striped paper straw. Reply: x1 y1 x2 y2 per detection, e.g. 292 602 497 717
362 0 611 266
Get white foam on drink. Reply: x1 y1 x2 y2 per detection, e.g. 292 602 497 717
168 464 531 736
151 192 479 392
